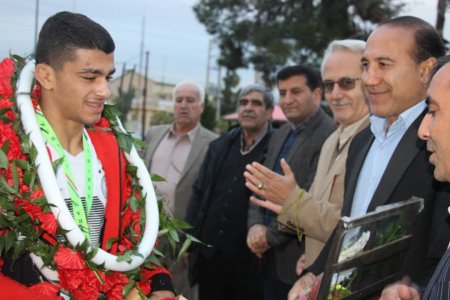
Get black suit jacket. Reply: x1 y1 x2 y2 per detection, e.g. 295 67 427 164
309 110 450 287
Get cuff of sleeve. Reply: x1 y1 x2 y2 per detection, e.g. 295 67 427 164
150 273 175 294
277 185 305 232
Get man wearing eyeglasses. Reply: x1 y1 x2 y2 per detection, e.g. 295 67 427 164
246 65 336 299
244 40 370 278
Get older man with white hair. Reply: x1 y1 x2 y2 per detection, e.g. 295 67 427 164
143 80 217 299
245 39 370 273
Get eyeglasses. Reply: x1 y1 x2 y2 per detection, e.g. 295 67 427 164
323 77 361 93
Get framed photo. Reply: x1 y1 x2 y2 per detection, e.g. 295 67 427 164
315 197 424 300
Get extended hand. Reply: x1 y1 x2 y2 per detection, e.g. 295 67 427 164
247 224 270 258
288 272 316 300
380 283 420 300
244 159 297 205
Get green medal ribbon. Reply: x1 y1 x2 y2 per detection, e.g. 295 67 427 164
35 106 93 241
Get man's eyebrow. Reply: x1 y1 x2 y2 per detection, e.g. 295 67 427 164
78 68 116 76
376 56 396 63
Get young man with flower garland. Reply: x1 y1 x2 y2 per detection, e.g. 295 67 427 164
0 11 176 299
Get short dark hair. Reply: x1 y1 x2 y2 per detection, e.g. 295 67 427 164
380 16 445 63
276 65 322 92
35 11 115 69
238 84 274 110
431 55 450 79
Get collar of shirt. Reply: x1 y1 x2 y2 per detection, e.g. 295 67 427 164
290 107 320 133
168 122 200 142
370 100 426 143
240 122 269 155
338 114 370 152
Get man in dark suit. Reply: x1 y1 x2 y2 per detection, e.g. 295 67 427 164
380 56 450 300
143 81 217 299
293 16 450 299
186 84 274 300
247 65 336 299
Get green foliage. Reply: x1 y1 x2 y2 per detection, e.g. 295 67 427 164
194 0 405 85
220 69 240 115
114 88 136 124
150 111 174 126
200 94 216 130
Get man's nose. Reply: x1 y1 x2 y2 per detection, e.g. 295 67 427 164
418 113 431 141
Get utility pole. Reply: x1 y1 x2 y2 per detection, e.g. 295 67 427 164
215 66 222 121
205 39 213 94
141 51 150 139
139 17 146 97
34 0 40 48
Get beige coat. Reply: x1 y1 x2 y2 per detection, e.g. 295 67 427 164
278 116 370 267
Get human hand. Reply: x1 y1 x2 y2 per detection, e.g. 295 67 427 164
249 195 283 214
247 224 270 258
295 254 306 276
380 283 420 300
148 290 177 300
182 252 189 265
288 272 316 300
126 288 177 300
244 159 297 205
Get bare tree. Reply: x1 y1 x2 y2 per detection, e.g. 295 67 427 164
436 0 447 37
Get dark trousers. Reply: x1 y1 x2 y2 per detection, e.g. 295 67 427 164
261 249 292 300
197 250 263 300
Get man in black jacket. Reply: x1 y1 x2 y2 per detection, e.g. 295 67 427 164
186 84 274 300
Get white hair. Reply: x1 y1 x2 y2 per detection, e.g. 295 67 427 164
320 39 366 75
172 80 205 103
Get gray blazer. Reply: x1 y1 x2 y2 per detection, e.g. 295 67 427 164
248 108 335 284
144 124 217 220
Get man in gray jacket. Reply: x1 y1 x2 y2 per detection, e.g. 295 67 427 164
143 80 217 299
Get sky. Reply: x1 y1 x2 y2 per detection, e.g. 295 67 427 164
0 0 449 89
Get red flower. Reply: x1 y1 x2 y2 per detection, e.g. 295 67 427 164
38 212 58 236
0 99 15 120
30 189 45 201
104 272 129 300
0 122 24 161
96 117 110 128
0 58 15 77
0 58 14 99
29 282 62 299
54 246 86 269
17 200 43 220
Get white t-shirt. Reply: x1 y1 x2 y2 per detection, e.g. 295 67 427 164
48 130 107 245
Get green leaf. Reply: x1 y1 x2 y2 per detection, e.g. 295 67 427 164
0 149 8 169
14 159 28 170
150 173 166 182
11 161 19 192
116 132 133 153
129 194 139 213
106 237 118 251
170 218 193 230
1 140 10 154
168 229 180 243
0 177 16 194
122 280 136 297
177 238 192 260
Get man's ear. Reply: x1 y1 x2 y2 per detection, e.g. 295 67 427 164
35 63 54 90
420 57 437 85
